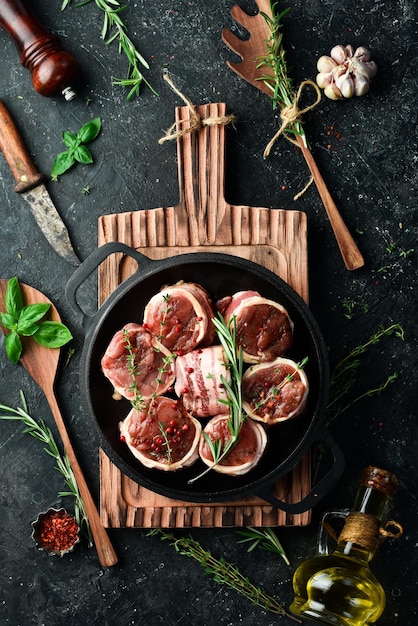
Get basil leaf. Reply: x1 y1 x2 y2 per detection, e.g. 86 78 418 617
15 321 40 337
18 303 50 326
62 131 79 149
73 145 93 165
77 118 101 143
33 321 73 348
0 312 16 330
5 331 22 363
51 150 75 177
5 276 23 318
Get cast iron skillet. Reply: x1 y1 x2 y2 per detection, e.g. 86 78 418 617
66 242 344 513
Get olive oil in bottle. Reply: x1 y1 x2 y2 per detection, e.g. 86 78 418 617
289 466 403 626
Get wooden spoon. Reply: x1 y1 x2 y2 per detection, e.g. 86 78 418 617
0 280 118 568
222 0 364 271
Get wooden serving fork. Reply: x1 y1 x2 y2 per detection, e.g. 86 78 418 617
222 0 364 270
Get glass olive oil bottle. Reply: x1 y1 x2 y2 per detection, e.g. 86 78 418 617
290 466 402 626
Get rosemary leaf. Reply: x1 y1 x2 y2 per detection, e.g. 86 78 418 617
257 2 307 146
237 527 290 565
62 0 158 98
149 529 300 622
0 391 93 546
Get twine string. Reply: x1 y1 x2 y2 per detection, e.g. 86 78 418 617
337 512 403 557
159 74 237 144
263 79 321 158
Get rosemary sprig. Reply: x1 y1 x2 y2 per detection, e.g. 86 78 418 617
0 391 93 546
62 0 158 99
188 314 245 484
325 323 404 424
257 2 307 145
236 527 290 565
149 529 301 622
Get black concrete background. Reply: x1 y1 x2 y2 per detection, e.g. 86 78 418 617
0 1 417 625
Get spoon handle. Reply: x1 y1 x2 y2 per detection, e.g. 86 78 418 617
296 136 364 271
46 391 118 567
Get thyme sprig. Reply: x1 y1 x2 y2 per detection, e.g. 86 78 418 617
326 323 404 424
256 2 307 146
0 391 92 546
236 527 290 565
149 529 301 621
122 328 146 411
188 314 245 484
62 0 158 99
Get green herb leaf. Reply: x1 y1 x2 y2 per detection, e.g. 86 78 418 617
51 150 76 177
33 321 72 348
73 145 93 165
62 131 78 149
77 118 101 143
0 391 93 546
5 331 22 363
0 312 16 330
18 303 50 326
5 277 23 318
15 321 40 337
51 118 101 178
1 278 73 362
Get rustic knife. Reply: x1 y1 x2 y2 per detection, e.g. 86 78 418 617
0 101 80 266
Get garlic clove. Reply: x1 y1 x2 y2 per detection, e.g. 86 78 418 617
344 44 355 58
354 73 370 96
316 72 332 89
324 82 342 100
338 75 355 98
317 55 336 73
330 45 347 64
354 46 371 62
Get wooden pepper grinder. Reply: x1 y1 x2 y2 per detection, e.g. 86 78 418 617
0 0 80 100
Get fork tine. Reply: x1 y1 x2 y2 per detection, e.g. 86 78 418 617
221 27 244 60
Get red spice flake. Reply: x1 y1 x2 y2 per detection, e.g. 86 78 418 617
181 387 190 394
120 434 126 442
186 367 194 374
34 510 79 553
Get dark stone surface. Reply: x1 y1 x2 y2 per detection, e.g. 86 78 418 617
0 1 417 625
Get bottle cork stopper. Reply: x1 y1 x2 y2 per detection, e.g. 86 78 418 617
360 466 399 496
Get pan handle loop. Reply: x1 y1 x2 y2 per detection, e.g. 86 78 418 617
255 427 345 514
65 242 151 322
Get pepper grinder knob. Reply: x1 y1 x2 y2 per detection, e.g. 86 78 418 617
0 0 81 99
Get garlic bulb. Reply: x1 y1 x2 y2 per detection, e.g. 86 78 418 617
316 45 377 100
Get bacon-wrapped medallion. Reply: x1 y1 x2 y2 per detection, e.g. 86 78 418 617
101 323 175 401
119 397 201 471
242 357 308 425
216 291 294 363
143 281 216 354
199 415 267 475
174 346 231 418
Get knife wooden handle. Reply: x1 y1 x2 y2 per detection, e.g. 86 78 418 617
0 100 44 193
0 0 80 99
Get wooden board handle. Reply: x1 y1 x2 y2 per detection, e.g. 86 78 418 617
0 100 44 192
0 0 80 98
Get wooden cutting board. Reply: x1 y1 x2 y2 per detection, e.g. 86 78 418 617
97 102 311 528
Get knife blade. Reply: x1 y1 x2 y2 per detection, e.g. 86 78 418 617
0 101 81 266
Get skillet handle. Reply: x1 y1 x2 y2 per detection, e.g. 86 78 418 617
256 427 345 514
65 242 152 321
